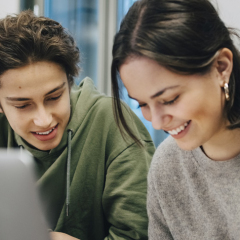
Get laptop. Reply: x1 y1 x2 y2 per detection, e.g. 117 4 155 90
0 149 50 240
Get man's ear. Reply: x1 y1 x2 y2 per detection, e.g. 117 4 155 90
215 48 233 87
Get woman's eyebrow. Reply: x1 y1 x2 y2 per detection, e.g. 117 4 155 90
128 85 180 101
128 95 138 101
150 85 179 99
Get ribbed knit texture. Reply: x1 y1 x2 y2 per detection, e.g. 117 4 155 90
148 136 240 240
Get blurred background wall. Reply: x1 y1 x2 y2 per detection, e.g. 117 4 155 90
0 0 19 19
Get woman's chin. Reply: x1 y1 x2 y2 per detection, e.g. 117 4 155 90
175 139 199 151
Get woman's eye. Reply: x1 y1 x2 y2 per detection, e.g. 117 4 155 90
137 103 147 108
163 95 179 105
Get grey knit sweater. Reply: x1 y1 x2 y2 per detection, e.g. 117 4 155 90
147 136 240 240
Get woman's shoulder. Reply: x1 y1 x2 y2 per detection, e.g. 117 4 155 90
153 136 181 162
149 136 192 181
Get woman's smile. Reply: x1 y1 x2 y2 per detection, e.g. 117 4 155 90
167 120 191 136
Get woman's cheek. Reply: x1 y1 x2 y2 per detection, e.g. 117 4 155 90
141 107 151 122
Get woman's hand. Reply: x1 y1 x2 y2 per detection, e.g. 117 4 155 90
50 232 80 240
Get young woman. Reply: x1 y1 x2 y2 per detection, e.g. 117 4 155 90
111 0 240 239
0 10 155 240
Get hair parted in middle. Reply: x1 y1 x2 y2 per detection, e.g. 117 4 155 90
111 0 240 143
0 10 80 87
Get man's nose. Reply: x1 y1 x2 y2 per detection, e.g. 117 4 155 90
33 106 52 128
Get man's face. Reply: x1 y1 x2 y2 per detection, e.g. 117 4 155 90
0 61 71 151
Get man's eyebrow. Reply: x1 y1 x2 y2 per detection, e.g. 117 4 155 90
6 97 31 101
45 82 66 96
128 85 179 101
6 82 66 101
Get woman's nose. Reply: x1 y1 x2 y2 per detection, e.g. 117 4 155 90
33 107 52 128
151 108 171 130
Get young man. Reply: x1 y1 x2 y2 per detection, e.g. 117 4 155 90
0 10 155 240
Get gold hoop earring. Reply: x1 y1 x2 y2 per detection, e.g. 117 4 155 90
223 82 230 101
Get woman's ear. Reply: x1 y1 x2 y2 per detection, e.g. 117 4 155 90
215 48 233 87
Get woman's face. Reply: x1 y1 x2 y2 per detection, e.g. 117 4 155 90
119 55 230 151
0 61 71 151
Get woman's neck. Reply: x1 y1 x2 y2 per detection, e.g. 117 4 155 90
202 127 240 161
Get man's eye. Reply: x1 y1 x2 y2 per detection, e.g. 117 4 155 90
48 94 62 101
163 95 179 105
15 104 30 109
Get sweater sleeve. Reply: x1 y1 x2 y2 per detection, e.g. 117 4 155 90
147 164 174 240
102 141 154 240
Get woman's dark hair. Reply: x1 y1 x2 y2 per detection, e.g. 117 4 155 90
0 10 80 88
111 0 240 142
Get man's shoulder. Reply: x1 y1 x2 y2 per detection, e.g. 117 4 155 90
0 113 8 126
0 113 11 147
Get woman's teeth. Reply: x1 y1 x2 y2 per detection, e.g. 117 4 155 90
36 127 55 135
168 122 189 135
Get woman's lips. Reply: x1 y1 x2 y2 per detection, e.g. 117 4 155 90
167 120 191 139
167 120 191 135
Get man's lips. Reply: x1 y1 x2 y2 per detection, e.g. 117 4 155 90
32 124 58 141
32 124 58 135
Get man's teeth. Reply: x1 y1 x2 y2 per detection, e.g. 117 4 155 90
36 127 55 135
168 122 189 135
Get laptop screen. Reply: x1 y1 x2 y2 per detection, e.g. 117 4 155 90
0 149 50 240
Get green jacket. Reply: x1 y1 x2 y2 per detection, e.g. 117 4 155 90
0 78 155 240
